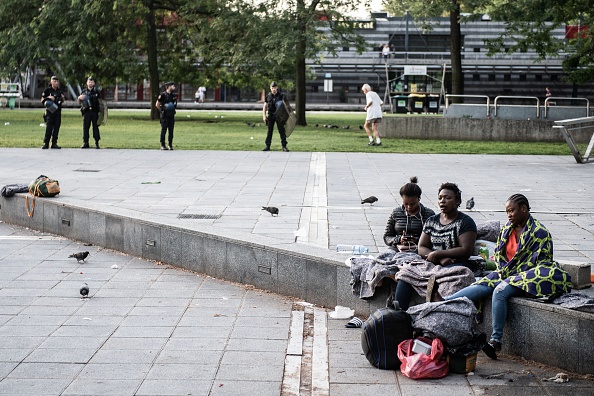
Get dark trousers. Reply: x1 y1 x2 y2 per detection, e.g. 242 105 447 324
160 116 175 144
83 111 100 143
44 111 61 144
265 114 287 147
394 261 473 310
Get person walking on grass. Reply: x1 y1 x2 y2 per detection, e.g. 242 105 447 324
362 84 383 146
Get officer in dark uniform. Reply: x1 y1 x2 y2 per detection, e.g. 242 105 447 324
40 76 65 149
156 82 177 150
262 81 289 152
77 76 101 149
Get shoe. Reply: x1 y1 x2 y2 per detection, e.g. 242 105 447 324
41 143 49 149
81 142 90 149
368 141 375 146
262 146 270 151
160 144 168 150
168 144 173 150
282 147 289 152
488 339 502 352
345 317 363 328
51 144 61 149
482 343 498 360
95 142 100 149
375 142 382 146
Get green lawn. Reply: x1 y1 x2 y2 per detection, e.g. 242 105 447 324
0 109 571 154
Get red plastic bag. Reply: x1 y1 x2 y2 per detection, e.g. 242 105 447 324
397 337 449 379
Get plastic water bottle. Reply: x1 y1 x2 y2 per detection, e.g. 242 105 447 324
336 244 369 254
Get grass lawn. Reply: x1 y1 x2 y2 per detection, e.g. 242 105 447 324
0 108 572 154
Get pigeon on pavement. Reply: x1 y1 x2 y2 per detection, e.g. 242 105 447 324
69 251 90 263
262 206 279 216
361 196 378 205
466 197 475 210
80 283 89 298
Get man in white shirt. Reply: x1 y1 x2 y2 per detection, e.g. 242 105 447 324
362 83 383 146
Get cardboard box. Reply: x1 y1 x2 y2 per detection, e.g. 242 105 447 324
448 352 478 374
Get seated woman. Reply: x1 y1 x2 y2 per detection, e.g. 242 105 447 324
383 176 435 253
394 182 477 310
447 194 572 355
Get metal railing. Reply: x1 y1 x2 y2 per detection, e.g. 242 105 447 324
544 97 590 118
445 95 490 117
494 96 540 118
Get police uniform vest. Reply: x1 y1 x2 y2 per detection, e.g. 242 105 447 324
42 87 63 113
160 91 177 117
266 91 285 115
81 87 100 113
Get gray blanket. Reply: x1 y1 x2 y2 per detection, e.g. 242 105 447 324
407 297 478 347
395 261 475 300
551 292 594 313
349 251 420 299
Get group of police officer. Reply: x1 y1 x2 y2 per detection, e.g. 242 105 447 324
40 76 178 151
40 79 290 151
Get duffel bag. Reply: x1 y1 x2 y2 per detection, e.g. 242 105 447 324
361 307 413 370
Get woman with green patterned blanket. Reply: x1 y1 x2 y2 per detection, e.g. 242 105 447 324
446 194 572 357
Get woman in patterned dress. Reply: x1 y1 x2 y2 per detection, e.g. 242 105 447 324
447 194 572 355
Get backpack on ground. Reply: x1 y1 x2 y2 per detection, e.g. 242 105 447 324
361 307 413 370
26 175 60 217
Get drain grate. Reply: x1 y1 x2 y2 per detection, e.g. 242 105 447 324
177 214 221 219
74 169 101 172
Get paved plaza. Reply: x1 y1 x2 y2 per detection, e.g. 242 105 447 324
1 148 594 395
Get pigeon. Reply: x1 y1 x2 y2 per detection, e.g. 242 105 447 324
361 196 378 205
359 125 363 130
245 121 253 126
466 197 475 210
80 283 89 298
69 251 90 263
262 206 279 216
342 125 350 129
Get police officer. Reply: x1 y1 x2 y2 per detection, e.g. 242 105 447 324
262 81 289 152
77 76 101 149
156 82 177 150
40 76 65 149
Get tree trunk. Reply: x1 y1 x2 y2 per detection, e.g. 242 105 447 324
449 1 463 99
295 36 307 126
293 0 310 126
146 1 161 120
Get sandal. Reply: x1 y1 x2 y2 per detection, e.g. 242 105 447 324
345 317 364 328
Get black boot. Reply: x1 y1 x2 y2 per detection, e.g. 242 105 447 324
168 142 173 150
81 141 90 149
41 142 49 149
95 141 100 149
160 143 168 150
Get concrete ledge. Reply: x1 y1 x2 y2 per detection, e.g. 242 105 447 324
379 117 594 143
1 194 593 374
559 260 592 289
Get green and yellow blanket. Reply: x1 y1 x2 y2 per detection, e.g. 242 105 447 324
475 215 572 297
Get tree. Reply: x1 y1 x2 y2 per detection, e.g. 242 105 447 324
0 0 366 125
183 0 366 125
478 0 594 87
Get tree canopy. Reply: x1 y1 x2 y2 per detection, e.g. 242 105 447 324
478 0 594 85
0 0 367 123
